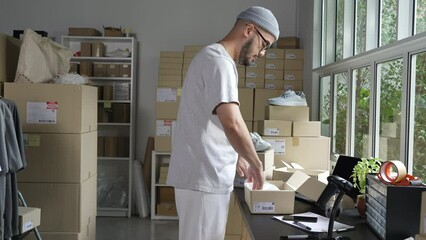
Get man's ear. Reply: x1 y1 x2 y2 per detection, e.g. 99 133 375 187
243 23 254 38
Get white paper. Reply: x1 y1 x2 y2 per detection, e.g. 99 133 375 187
253 202 275 213
273 212 355 233
27 102 57 124
265 128 280 136
156 88 177 102
23 220 33 232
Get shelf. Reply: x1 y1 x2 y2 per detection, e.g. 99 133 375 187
71 56 131 62
98 122 131 126
98 157 130 161
151 215 179 221
90 77 131 81
154 183 171 187
63 35 137 218
98 100 131 104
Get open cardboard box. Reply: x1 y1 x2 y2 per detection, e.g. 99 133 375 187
244 171 326 214
273 167 329 184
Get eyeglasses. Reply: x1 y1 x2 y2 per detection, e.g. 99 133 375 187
253 26 270 52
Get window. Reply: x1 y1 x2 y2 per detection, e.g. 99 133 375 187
320 76 331 137
415 0 426 34
336 0 345 61
355 0 367 55
411 52 426 181
353 66 371 157
333 72 349 154
380 0 398 46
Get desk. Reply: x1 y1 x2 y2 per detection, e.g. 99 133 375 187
232 188 379 240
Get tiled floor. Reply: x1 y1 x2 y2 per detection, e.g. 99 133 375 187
96 217 179 240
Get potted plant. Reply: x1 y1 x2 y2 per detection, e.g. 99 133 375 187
350 157 382 217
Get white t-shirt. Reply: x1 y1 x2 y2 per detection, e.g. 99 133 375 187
166 43 239 194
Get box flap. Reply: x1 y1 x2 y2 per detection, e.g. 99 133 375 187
286 170 311 190
286 170 326 201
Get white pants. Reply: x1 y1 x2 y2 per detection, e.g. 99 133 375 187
175 188 231 240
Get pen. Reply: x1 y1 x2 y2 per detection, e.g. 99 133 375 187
294 221 312 231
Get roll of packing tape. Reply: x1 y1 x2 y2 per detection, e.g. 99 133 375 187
379 160 407 184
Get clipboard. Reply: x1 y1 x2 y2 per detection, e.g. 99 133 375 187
273 212 355 233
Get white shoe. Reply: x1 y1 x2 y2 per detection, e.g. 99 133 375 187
250 132 272 152
268 90 307 106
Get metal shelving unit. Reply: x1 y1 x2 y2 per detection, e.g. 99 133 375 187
62 36 137 217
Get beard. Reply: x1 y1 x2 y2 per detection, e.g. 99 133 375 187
238 38 254 66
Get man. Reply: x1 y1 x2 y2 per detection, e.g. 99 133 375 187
167 6 280 240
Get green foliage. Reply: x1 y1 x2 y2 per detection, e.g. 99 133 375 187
351 158 382 194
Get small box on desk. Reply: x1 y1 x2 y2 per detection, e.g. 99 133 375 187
18 207 41 234
366 174 426 240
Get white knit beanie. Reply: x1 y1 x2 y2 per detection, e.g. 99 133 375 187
237 6 280 41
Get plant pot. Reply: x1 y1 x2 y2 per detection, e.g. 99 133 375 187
356 194 366 218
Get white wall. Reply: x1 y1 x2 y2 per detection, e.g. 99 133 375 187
0 0 304 161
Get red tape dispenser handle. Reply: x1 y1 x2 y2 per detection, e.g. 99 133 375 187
377 160 420 186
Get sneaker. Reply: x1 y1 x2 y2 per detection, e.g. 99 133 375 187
267 90 307 106
250 132 272 152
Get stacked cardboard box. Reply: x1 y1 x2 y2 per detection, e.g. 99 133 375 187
283 49 304 91
156 186 177 216
245 57 265 89
159 51 184 88
182 45 204 80
255 104 330 171
4 83 98 240
155 88 180 151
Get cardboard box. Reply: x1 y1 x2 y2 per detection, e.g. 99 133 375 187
265 59 284 70
280 137 331 170
18 175 97 232
262 136 286 156
91 42 105 57
159 68 182 75
265 106 309 121
258 148 274 171
245 78 264 89
293 121 321 137
19 131 97 183
264 69 284 80
277 37 300 49
158 74 182 82
103 85 113 100
258 120 292 137
155 88 180 119
97 103 111 123
157 186 175 203
18 207 41 234
104 137 118 157
158 80 182 88
283 80 303 91
244 171 325 214
264 166 276 180
80 42 91 57
118 63 131 77
156 202 177 216
117 137 129 157
253 89 282 121
159 63 183 69
284 70 303 81
4 83 97 134
184 45 204 52
284 60 304 70
226 193 243 235
69 62 79 74
245 121 253 132
98 136 104 157
264 80 284 90
246 68 265 79
285 49 304 60
104 28 123 37
160 51 183 58
106 64 119 77
160 57 184 64
68 28 101 36
247 57 265 68
0 33 21 82
265 49 285 59
93 63 107 77
79 61 93 77
239 88 254 121
237 66 245 78
155 119 175 152
273 167 329 183
112 103 130 123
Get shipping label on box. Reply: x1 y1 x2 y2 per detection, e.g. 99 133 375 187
258 120 292 137
284 70 303 81
265 49 285 59
156 120 173 136
246 68 265 79
245 78 265 89
265 80 284 90
157 88 177 102
263 137 285 155
26 102 58 124
285 49 304 60
265 59 284 70
265 69 284 80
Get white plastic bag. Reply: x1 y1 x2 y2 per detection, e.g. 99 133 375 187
14 29 72 83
